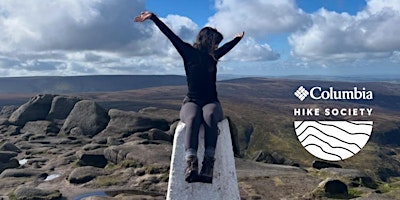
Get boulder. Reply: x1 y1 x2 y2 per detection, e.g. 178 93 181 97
104 142 171 166
76 149 108 168
60 100 109 137
227 117 241 157
96 109 169 140
0 151 18 162
0 142 21 153
0 105 19 118
138 107 179 123
0 158 19 173
20 120 59 135
0 168 45 178
0 105 18 125
0 118 8 125
8 94 55 126
68 166 105 184
320 168 366 177
378 167 400 182
319 168 379 188
253 151 295 165
148 128 172 142
0 146 21 172
313 160 342 169
0 125 20 136
324 179 348 197
47 95 81 120
13 186 62 200
106 137 123 145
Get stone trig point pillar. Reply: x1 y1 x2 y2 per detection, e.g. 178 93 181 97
167 119 240 200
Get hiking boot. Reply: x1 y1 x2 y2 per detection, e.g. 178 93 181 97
185 156 199 183
199 156 215 184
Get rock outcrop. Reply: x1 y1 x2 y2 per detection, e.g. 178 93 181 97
0 94 396 200
0 151 19 173
13 186 62 200
60 100 110 137
47 95 81 121
8 94 55 126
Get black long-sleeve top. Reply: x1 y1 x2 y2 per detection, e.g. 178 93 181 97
150 14 242 102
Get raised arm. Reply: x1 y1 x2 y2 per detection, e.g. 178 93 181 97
134 11 189 56
214 32 245 60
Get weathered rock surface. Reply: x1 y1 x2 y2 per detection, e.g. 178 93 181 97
0 158 19 173
313 160 342 169
0 105 18 125
68 166 106 184
104 141 171 166
60 100 109 137
8 94 55 126
95 109 170 140
0 151 18 162
148 128 172 142
324 179 349 196
253 150 296 166
76 149 108 168
0 105 19 118
0 151 19 173
0 142 21 153
321 168 378 189
13 186 62 200
47 95 81 120
0 125 20 135
21 120 59 135
0 168 45 178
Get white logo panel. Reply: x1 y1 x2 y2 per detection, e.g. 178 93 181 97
294 121 373 161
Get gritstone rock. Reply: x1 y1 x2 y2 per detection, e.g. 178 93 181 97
68 166 105 184
47 95 81 121
313 160 342 169
0 142 21 153
8 94 55 126
60 100 109 137
13 186 62 200
324 179 348 196
96 109 170 140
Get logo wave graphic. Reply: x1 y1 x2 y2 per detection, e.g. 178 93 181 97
294 121 373 161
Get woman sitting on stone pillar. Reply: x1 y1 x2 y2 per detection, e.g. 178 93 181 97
134 11 244 183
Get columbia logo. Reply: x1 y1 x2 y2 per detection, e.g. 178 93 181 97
294 86 309 101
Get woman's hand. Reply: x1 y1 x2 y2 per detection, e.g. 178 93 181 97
134 11 153 22
235 31 245 39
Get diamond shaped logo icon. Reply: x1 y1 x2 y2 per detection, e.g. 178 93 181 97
294 86 309 101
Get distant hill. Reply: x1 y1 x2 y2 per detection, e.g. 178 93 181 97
0 75 186 94
1 74 398 94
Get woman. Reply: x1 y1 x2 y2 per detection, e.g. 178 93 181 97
134 11 244 183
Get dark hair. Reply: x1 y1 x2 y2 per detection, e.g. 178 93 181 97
193 27 223 54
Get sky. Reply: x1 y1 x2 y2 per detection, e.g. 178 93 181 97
0 0 399 77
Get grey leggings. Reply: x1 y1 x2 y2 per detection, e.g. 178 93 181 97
180 98 224 154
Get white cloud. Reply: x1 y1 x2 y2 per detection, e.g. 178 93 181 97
222 37 280 62
0 0 280 76
365 0 400 14
207 0 311 38
1 0 157 53
1 0 396 77
0 0 200 76
289 0 400 62
205 0 302 62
